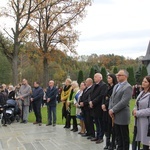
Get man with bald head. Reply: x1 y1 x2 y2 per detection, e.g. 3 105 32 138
46 80 58 126
89 73 107 144
80 78 94 137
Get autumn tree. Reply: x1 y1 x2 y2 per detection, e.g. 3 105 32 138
0 0 45 85
29 0 91 87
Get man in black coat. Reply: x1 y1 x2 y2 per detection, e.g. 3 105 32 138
31 81 44 126
80 78 94 138
46 80 58 126
89 73 108 144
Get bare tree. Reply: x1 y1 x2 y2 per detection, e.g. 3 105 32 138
0 0 45 85
29 0 91 87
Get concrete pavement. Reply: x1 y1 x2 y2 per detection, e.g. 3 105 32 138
0 122 104 150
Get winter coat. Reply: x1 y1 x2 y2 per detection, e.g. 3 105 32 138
31 86 44 104
89 81 108 118
46 86 58 107
134 91 150 146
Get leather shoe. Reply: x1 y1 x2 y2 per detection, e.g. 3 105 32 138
91 137 98 141
23 120 27 124
70 129 74 131
103 145 108 149
82 133 89 137
33 122 38 124
87 136 94 140
96 139 104 144
73 129 78 132
46 123 52 126
39 123 42 126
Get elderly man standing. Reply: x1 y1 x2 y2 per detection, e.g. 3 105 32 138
80 78 94 137
89 73 108 144
16 79 31 123
46 80 58 126
109 69 132 150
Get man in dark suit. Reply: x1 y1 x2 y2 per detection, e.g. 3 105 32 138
46 80 58 126
80 78 94 137
109 69 132 150
31 81 44 126
89 73 108 144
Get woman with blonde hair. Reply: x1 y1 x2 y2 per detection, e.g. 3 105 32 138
61 78 72 128
67 81 79 132
76 82 86 134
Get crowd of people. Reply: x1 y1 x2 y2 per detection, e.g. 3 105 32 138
0 69 150 150
60 70 150 150
0 79 58 127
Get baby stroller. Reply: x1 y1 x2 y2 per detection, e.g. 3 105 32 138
1 99 21 125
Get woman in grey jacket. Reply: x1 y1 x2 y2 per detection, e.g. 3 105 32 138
133 76 150 150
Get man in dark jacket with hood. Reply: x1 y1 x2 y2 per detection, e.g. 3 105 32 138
31 81 44 126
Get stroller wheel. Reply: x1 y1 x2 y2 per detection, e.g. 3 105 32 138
1 117 5 125
16 115 20 122
7 119 11 125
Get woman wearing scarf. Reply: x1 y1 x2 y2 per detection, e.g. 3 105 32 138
61 78 72 128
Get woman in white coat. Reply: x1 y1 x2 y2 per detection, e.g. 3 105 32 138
133 76 150 150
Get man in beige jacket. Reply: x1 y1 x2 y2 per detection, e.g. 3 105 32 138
16 79 31 123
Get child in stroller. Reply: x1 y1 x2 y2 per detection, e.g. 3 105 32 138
1 99 21 126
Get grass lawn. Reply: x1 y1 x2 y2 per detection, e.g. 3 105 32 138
28 102 65 125
28 99 136 142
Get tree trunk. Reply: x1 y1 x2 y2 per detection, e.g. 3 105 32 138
43 56 49 88
12 41 19 85
12 54 18 85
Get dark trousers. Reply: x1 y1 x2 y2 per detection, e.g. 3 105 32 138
115 124 129 150
83 110 93 135
104 121 112 146
88 115 95 137
32 101 42 123
95 117 104 140
47 105 56 124
143 145 149 150
65 113 71 128
68 115 78 129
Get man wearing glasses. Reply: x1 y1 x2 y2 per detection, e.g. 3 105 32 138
109 69 132 150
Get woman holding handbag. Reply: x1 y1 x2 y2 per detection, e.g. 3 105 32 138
133 76 150 150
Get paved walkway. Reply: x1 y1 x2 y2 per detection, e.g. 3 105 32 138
0 123 104 150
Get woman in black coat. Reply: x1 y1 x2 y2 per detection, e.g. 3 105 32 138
102 74 117 150
8 85 15 100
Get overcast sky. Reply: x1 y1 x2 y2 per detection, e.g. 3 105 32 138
0 0 150 59
76 0 150 59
